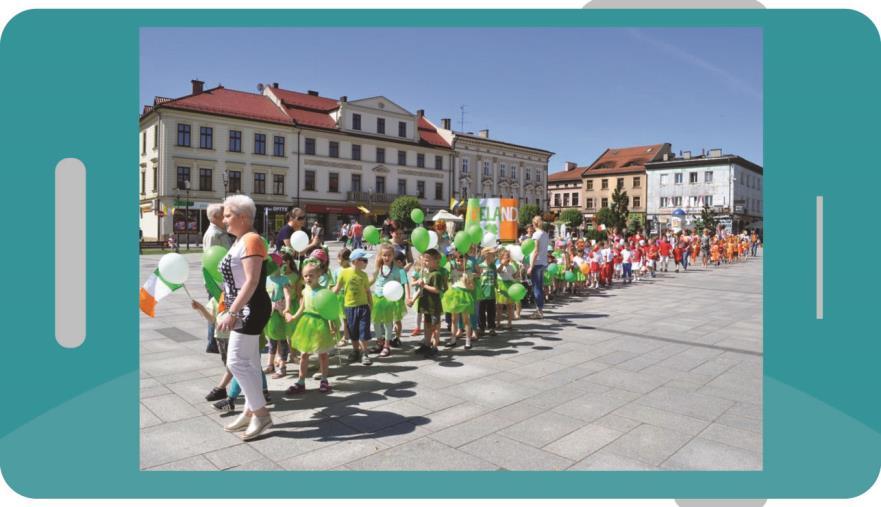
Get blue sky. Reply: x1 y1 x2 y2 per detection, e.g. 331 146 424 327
141 27 763 171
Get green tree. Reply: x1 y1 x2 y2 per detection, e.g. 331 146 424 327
518 203 541 228
390 196 421 230
610 187 630 231
627 212 645 233
558 209 584 229
595 207 615 228
694 205 718 233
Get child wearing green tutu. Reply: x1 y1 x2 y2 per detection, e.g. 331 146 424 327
495 247 516 330
283 261 337 394
369 244 405 358
477 247 498 337
391 251 410 347
264 262 293 378
413 249 446 358
442 250 476 350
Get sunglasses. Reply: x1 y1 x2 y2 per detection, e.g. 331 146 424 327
294 216 306 221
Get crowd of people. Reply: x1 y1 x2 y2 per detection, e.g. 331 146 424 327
186 195 761 441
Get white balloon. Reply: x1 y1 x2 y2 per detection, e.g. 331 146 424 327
481 232 497 248
508 245 524 262
383 280 404 302
158 253 189 285
427 230 438 250
290 230 309 252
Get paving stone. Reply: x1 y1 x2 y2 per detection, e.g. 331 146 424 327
498 411 586 448
662 437 762 470
613 403 711 437
146 454 219 471
543 423 623 461
140 416 244 469
602 424 694 466
278 438 389 470
460 435 574 471
430 413 515 448
204 444 263 470
348 437 497 470
140 404 162 429
698 422 763 454
141 393 202 423
582 367 669 394
440 377 540 408
592 413 642 433
638 386 735 421
552 389 638 422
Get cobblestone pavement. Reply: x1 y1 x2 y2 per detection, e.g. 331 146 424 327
140 244 762 471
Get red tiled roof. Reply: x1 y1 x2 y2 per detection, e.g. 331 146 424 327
583 143 671 176
547 167 586 183
156 87 292 125
270 88 339 112
418 117 451 149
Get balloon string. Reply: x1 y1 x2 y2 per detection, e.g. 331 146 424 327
181 284 193 299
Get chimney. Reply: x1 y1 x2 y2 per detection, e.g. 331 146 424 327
416 109 424 118
441 118 451 130
339 95 347 102
272 82 279 89
479 129 490 138
307 90 319 96
564 161 577 172
709 148 722 158
682 150 692 160
191 79 204 95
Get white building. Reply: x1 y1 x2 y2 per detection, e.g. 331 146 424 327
644 149 764 234
434 123 553 210
139 80 453 242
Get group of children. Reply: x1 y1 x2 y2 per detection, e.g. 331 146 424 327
192 226 758 414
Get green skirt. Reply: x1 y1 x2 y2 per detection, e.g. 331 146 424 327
373 295 397 325
496 279 513 305
442 287 474 315
290 312 335 354
264 311 288 341
394 298 407 322
574 269 587 282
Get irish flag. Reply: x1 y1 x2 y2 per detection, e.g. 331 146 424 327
140 269 183 317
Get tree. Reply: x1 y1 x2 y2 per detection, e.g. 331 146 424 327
518 203 541 228
390 196 421 230
610 187 630 231
694 205 718 233
627 213 645 234
595 207 615 228
558 209 583 229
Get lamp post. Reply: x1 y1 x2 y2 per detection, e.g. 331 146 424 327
184 179 191 251
222 169 229 198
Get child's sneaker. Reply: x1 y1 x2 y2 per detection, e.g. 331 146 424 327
319 379 331 393
205 386 227 402
361 353 373 366
212 397 236 413
284 383 306 396
346 350 361 363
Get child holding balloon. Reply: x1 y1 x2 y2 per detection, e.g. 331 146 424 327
392 251 410 347
284 261 338 394
442 249 477 349
413 249 446 358
477 247 498 337
333 248 351 346
370 244 405 358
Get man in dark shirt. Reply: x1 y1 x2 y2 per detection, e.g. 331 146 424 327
275 211 297 252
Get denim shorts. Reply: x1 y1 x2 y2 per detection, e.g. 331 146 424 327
345 305 371 342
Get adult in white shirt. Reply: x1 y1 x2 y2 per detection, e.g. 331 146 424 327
526 215 549 319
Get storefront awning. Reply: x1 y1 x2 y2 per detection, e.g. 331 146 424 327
305 204 361 215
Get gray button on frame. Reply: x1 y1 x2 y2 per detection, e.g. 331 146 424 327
55 158 86 348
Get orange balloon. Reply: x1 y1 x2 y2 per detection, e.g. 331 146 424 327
580 263 591 275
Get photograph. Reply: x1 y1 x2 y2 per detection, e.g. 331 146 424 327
138 26 763 472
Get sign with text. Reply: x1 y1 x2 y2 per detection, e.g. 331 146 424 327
464 198 519 242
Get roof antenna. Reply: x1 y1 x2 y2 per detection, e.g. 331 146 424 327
256 83 265 93
459 105 467 132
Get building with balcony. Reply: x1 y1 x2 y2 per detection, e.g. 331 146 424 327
645 148 763 234
547 161 584 215
139 80 452 242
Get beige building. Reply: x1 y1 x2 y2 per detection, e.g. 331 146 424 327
581 143 672 222
547 161 584 214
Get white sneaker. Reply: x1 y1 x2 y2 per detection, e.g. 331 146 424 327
224 412 251 432
240 414 273 441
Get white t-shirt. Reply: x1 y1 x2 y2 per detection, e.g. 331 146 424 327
621 249 632 263
532 230 549 266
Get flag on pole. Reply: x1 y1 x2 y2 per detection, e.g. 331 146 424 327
449 197 459 211
139 269 184 317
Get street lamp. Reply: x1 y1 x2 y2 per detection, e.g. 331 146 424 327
184 179 191 251
222 169 229 198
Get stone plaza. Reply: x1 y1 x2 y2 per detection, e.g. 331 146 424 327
140 245 762 471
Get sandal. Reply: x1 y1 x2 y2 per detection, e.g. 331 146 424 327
284 383 306 395
263 366 274 374
379 348 391 358
271 367 287 379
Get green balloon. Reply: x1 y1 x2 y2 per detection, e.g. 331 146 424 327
454 230 472 254
440 254 448 267
564 271 576 282
521 238 535 257
507 282 527 302
364 225 380 245
313 289 340 321
466 224 483 245
547 263 560 276
263 257 279 276
201 245 228 284
411 226 430 253
410 208 425 225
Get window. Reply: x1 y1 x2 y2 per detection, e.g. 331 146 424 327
176 123 191 146
435 182 443 200
140 171 146 194
601 197 609 208
273 174 284 195
601 179 609 190
633 176 641 188
229 130 241 152
351 174 362 192
511 166 517 179
254 133 266 155
633 196 641 208
587 198 594 209
660 174 668 186
688 195 698 207
141 132 146 155
417 153 425 168
254 172 266 194
616 177 624 189
461 158 469 174
377 118 385 134
417 181 426 199
704 171 713 183
554 194 561 207
153 125 159 148
483 161 491 177
351 144 361 161
673 196 683 207
352 113 361 130
526 170 531 181
674 173 683 184
228 170 241 193
500 164 506 178
398 179 407 195
153 168 157 193
376 147 385 164
329 172 339 193
705 195 713 206
273 136 285 157
304 170 315 191
199 168 212 191
200 127 213 149
304 138 316 155
176 167 190 190
660 197 668 208
376 176 386 194
689 172 698 184
329 141 339 158
572 193 579 207
398 121 407 137
563 193 570 207
757 178 761 190
398 150 406 166
435 155 443 170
